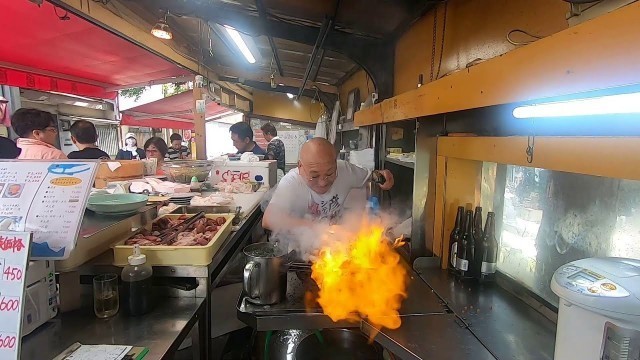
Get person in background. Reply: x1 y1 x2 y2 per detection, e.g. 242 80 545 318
67 120 110 160
116 132 145 160
229 121 266 156
166 133 191 160
11 108 66 160
144 137 169 175
260 122 286 178
0 137 20 159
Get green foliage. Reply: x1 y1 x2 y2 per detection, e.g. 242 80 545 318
119 87 147 101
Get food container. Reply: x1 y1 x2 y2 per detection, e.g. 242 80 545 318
211 160 277 187
86 193 149 216
162 160 214 184
112 213 234 266
95 161 145 188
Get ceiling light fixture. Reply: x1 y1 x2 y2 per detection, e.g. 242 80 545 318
151 12 173 40
512 92 640 118
286 93 295 99
224 26 256 64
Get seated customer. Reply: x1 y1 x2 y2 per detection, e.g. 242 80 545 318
230 121 266 156
144 137 169 175
67 120 110 159
11 108 66 160
166 133 191 160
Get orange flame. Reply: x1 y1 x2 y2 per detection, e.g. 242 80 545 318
309 219 408 332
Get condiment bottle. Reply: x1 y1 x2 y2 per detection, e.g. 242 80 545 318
190 176 200 191
121 245 154 316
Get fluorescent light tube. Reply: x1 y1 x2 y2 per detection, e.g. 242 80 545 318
513 92 640 119
224 26 256 64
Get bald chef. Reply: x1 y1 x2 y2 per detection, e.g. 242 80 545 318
262 138 394 230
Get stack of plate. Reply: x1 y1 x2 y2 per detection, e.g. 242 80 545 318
168 192 198 206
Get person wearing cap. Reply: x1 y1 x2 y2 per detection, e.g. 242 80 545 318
11 108 67 160
116 132 146 160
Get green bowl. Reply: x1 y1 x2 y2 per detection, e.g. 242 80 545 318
87 193 149 215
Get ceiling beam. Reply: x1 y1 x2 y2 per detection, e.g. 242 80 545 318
212 64 338 94
298 17 332 98
255 0 284 77
184 2 394 98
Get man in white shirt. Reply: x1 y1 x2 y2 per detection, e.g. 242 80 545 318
263 138 394 230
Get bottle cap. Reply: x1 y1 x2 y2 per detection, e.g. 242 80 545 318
128 244 147 265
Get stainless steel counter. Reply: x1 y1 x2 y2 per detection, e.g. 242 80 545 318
362 315 496 360
237 269 448 331
21 297 206 360
415 266 556 360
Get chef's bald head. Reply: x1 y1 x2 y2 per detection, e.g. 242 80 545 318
300 137 336 165
298 138 337 194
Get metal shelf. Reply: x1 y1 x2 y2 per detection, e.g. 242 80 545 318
385 156 415 169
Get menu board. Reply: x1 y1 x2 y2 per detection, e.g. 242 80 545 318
0 161 98 260
280 130 313 164
0 231 31 360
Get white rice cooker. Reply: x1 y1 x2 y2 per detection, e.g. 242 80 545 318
551 257 640 360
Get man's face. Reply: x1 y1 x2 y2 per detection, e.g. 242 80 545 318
231 132 250 152
171 140 182 150
33 124 58 146
299 159 338 194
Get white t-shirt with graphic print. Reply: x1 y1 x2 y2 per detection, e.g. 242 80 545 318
268 160 371 223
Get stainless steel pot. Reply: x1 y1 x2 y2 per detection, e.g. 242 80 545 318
243 243 288 305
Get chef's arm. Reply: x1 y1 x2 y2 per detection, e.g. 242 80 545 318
262 204 315 231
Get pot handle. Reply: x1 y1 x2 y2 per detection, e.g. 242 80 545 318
243 261 260 299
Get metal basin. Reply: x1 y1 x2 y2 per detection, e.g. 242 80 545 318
294 329 383 360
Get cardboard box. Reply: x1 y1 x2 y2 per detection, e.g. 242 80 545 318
211 160 277 187
94 160 144 188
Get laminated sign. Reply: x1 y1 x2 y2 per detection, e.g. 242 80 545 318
0 231 31 360
0 161 98 260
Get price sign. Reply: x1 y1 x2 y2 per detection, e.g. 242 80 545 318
0 161 98 260
0 231 31 360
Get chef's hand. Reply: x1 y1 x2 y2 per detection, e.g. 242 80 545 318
378 169 394 190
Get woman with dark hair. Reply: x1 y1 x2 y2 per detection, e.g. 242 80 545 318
144 137 169 175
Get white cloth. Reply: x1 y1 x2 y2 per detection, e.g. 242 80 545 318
268 160 370 222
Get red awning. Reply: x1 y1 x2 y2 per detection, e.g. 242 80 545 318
0 1 191 99
121 90 231 130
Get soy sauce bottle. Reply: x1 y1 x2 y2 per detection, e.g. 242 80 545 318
478 212 498 283
122 245 154 316
471 206 484 279
448 206 464 275
456 210 474 279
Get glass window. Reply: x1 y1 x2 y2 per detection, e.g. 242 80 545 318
483 164 640 306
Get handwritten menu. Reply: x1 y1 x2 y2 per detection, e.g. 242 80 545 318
0 161 98 260
0 231 31 360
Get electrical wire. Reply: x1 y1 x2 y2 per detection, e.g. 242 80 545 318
435 1 448 80
506 29 544 46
